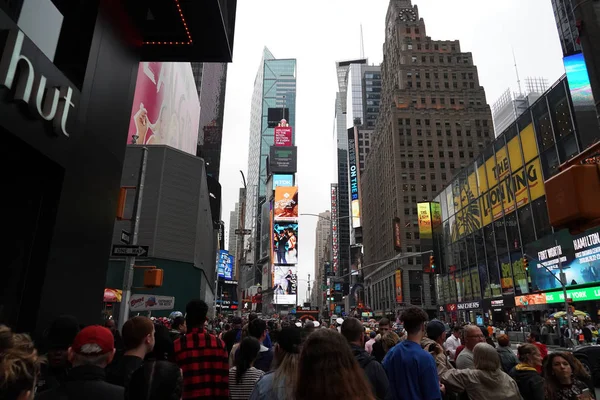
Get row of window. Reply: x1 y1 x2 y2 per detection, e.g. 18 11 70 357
402 183 439 193
399 118 489 127
401 138 475 148
404 34 458 53
409 54 471 65
407 80 477 90
407 71 475 80
404 96 486 107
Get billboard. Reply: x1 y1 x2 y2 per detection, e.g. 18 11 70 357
446 123 544 243
273 174 293 188
130 294 175 311
128 62 200 156
269 146 297 174
516 285 600 307
350 245 363 275
274 126 293 147
393 217 402 252
273 221 298 265
217 250 233 280
348 127 362 228
417 203 433 239
395 270 403 303
260 201 272 260
331 185 339 273
525 227 600 292
564 53 595 109
273 266 297 304
267 108 290 128
274 186 298 221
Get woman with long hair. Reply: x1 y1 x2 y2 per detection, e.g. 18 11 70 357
295 329 375 400
441 343 521 400
126 360 182 400
509 343 544 400
250 327 301 400
0 325 40 400
230 337 264 400
544 352 595 399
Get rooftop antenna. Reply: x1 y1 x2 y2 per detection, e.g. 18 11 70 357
360 24 365 59
512 47 523 96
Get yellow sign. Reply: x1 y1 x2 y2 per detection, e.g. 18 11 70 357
417 203 432 239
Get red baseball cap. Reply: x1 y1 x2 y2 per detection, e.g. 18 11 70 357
71 325 114 355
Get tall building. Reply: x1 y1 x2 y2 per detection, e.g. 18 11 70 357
243 48 297 292
361 0 494 317
359 66 382 173
228 202 240 254
313 211 331 307
492 78 548 136
550 0 582 56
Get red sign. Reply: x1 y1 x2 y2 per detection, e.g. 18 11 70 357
446 304 457 312
274 126 292 146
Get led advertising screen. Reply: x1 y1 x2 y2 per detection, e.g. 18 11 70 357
273 174 294 189
273 221 298 265
348 127 362 228
331 185 339 273
393 217 402 252
274 126 293 147
350 245 363 275
273 265 297 304
564 53 595 109
395 269 403 303
525 227 600 292
217 250 228 278
260 201 272 260
417 203 433 239
274 186 298 221
128 62 200 156
269 146 297 174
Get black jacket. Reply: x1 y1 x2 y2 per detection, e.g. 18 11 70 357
371 340 386 363
36 365 124 400
509 365 545 400
350 343 390 400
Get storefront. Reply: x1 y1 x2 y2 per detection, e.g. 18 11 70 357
482 296 516 325
456 301 483 325
516 285 600 323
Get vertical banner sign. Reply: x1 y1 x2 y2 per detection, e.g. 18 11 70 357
331 184 339 274
395 269 403 303
274 126 293 147
393 217 402 252
347 127 361 228
431 202 442 229
417 203 433 239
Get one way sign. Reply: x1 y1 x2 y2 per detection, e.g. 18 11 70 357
111 245 149 257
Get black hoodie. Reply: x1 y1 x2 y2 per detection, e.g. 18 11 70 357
350 343 390 400
509 364 545 400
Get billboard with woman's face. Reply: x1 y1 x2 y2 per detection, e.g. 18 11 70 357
128 62 200 156
272 221 298 265
273 266 297 305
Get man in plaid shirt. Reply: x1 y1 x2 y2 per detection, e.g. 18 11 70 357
174 299 229 399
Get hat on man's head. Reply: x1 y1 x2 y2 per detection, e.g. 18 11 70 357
46 315 80 350
426 320 446 340
71 326 114 355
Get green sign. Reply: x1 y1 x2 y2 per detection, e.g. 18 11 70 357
545 286 600 304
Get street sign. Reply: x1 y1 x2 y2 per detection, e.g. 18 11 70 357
235 229 252 235
111 245 149 257
120 230 131 244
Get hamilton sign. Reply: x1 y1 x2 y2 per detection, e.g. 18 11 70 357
0 29 77 137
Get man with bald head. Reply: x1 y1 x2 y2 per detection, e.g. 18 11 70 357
456 325 485 369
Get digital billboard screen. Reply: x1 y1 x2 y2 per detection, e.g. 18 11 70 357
269 146 297 174
417 203 433 239
350 245 363 275
274 186 298 221
267 108 290 128
331 185 339 273
273 265 297 304
525 227 600 292
393 217 402 252
128 62 200 156
274 126 293 147
273 174 294 189
564 53 595 109
273 221 298 265
348 127 361 228
217 250 228 278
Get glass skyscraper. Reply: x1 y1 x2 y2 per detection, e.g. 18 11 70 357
243 48 297 289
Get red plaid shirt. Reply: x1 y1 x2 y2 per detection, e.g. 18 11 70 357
174 328 229 399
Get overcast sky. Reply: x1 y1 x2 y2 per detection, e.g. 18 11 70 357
219 0 566 304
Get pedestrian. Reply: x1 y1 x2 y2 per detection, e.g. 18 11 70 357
445 326 462 360
371 318 391 362
456 324 485 369
229 337 265 400
169 316 186 342
341 318 389 400
421 319 453 376
296 329 375 400
107 316 155 387
0 325 40 400
36 325 124 400
527 332 548 365
365 331 377 354
543 352 595 399
441 343 521 400
509 344 544 400
250 326 301 400
381 330 401 354
247 319 274 372
496 333 519 373
146 323 174 362
383 307 444 400
126 360 183 400
173 299 229 399
223 317 243 354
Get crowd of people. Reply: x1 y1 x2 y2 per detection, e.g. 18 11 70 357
0 302 596 399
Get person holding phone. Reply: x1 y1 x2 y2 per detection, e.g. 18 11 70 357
543 352 595 400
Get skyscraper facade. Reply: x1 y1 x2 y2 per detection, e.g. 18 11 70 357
313 211 331 308
243 48 297 292
361 0 494 317
228 202 240 254
550 0 582 56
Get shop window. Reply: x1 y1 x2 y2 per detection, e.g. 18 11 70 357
517 204 536 244
487 257 502 297
498 253 514 295
531 196 552 239
478 261 491 299
511 251 529 295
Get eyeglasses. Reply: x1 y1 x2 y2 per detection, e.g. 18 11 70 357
467 335 485 338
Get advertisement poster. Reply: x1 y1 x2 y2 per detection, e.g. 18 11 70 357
269 146 298 174
526 228 600 292
350 245 363 274
348 127 362 228
217 250 233 280
130 294 175 311
274 187 298 221
417 203 433 239
331 185 339 273
274 126 293 147
273 174 293 189
273 221 299 265
128 62 200 156
260 202 272 260
273 266 297 304
393 217 402 251
431 202 442 229
564 53 595 108
395 269 403 303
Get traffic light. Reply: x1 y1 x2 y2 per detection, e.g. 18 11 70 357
523 257 529 272
429 255 435 271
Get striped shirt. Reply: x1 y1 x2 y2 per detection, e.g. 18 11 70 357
174 328 229 399
229 367 265 400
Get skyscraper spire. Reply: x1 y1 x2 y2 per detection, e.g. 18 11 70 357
360 24 365 59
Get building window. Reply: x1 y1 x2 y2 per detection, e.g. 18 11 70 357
439 151 444 157
441 172 447 180
429 162 434 168
427 140 432 147
406 232 413 239
432 184 437 192
440 162 445 168
430 173 436 180
404 208 410 215
421 184 427 191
